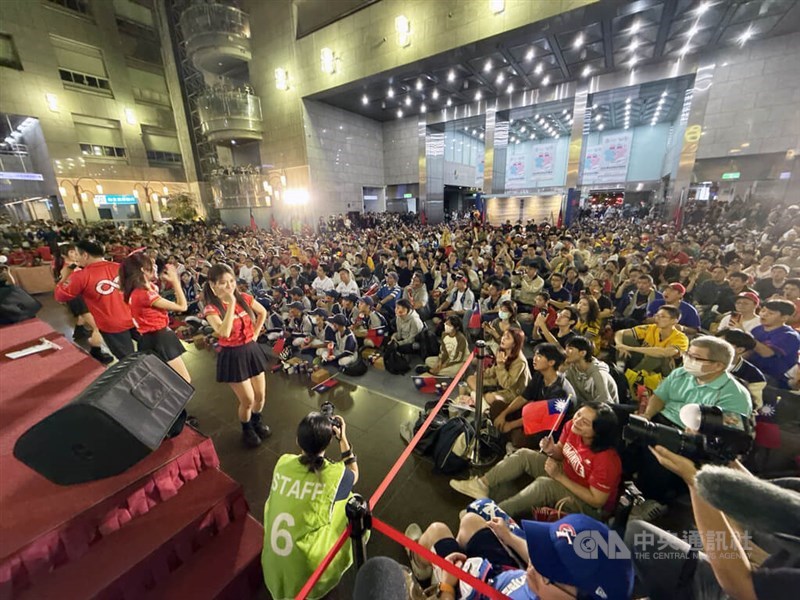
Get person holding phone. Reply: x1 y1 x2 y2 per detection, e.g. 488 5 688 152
717 292 761 333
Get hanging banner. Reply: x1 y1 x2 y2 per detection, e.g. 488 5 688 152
531 143 555 176
583 131 633 184
506 155 526 189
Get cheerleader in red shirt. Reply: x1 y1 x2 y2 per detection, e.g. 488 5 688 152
203 264 271 448
119 252 190 383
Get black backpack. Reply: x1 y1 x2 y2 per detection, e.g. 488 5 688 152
607 362 632 405
384 344 410 374
411 400 450 455
342 357 368 376
432 416 475 475
416 327 441 359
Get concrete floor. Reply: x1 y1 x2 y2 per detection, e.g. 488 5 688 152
35 294 473 597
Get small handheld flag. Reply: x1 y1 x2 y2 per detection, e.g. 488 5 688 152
311 373 339 394
413 375 453 394
468 301 482 329
272 337 286 355
521 397 571 435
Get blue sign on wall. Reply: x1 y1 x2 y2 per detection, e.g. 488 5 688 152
95 194 138 205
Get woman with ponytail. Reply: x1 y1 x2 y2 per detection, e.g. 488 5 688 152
262 411 358 600
202 263 271 448
119 251 190 382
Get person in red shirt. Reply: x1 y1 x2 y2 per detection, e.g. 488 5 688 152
119 252 190 383
54 240 138 360
450 402 622 520
203 263 271 448
8 245 30 267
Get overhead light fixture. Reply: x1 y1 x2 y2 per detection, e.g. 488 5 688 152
387 87 394 98
687 25 699 38
630 20 640 35
397 109 403 118
738 27 753 45
680 44 691 57
479 132 484 139
483 59 492 73
534 63 543 75
446 98 452 106
447 69 455 82
420 103 427 113
507 83 514 94
96 184 103 194
432 89 439 100
490 0 505 14
573 33 584 49
320 47 336 74
625 97 632 104
415 79 423 90
697 2 710 15
594 114 602 121
581 66 592 78
124 108 136 125
525 49 534 62
405 96 412 106
529 133 535 139
475 90 482 100
274 68 289 90
496 72 504 84
45 93 59 112
395 15 411 47
542 75 550 86
630 55 638 68
630 39 639 52
362 94 369 105
472 129 477 135
598 124 605 130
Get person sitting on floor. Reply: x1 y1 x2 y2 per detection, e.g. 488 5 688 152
490 343 577 450
434 276 475 322
451 402 621 520
404 271 430 320
645 282 702 335
467 327 530 403
482 299 522 354
421 314 469 378
749 298 800 389
717 328 767 410
286 301 314 351
322 314 358 367
353 295 388 348
391 298 424 354
614 305 689 379
298 307 336 357
532 306 579 352
563 336 619 406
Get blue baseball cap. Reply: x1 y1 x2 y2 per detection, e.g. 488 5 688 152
521 515 633 600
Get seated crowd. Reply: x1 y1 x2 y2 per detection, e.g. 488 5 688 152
2 197 799 599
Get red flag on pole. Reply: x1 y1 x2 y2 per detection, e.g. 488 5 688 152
557 207 563 228
250 208 257 231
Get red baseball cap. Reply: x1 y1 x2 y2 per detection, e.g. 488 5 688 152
737 291 760 306
668 282 686 295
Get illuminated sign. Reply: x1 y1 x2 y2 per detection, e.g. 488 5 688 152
721 172 740 180
0 171 44 181
95 194 138 205
403 193 414 198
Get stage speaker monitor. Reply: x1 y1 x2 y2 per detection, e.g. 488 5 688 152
0 285 42 324
13 353 194 485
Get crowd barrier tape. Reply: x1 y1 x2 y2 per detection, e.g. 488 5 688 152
295 349 512 599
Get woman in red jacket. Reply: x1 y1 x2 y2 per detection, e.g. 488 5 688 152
119 252 190 383
203 264 271 448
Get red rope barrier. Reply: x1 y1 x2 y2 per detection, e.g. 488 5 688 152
294 524 352 600
373 517 510 600
369 350 476 510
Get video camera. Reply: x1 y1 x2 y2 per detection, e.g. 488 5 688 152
623 404 753 464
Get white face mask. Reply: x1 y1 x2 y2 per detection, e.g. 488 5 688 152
498 310 510 321
682 355 707 377
444 324 454 334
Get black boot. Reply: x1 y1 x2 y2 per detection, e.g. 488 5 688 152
241 421 262 448
250 412 272 439
90 346 114 365
73 325 90 340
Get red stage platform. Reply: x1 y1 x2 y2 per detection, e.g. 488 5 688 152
0 320 264 599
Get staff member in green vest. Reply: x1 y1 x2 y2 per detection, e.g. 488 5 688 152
262 410 358 599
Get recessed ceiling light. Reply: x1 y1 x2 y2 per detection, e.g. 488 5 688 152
446 98 452 106
530 133 535 139
362 94 368 105
507 83 514 94
448 69 455 82
534 113 539 119
573 33 584 49
598 123 605 130
525 49 534 62
387 87 394 98
420 103 427 113
739 27 753 45
432 89 439 99
687 25 699 38
496 72 504 84
581 66 592 78
594 114 602 121
661 90 668 98
625 97 632 104
630 20 640 35
521 126 527 132
479 132 484 139
484 60 492 73
680 44 691 57
542 75 550 86
397 109 403 118
630 39 639 52
415 79 423 90
534 63 543 75
475 90 482 100
630 55 638 67
472 129 477 135
624 125 629 129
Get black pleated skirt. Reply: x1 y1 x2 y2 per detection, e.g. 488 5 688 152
139 328 186 363
216 341 267 383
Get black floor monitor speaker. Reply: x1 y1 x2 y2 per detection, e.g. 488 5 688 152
0 285 42 324
13 352 195 485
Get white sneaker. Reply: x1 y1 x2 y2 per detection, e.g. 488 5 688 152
404 522 431 581
629 499 668 523
449 477 489 500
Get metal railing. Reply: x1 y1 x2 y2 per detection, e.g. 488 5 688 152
197 88 262 137
179 2 249 43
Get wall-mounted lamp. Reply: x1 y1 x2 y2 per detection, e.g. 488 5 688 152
395 15 411 47
124 108 137 125
320 47 336 74
490 0 505 14
45 93 59 112
284 188 310 206
274 68 289 90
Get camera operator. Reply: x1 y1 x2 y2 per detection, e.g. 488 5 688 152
262 407 358 599
628 336 752 510
626 449 799 600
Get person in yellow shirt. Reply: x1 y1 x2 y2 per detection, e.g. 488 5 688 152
614 305 689 377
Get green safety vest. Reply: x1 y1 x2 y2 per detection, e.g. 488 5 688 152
262 454 353 600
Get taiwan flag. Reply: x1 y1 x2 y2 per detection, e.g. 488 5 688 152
312 377 339 394
272 337 286 355
755 390 781 449
413 376 453 394
522 398 571 435
366 326 385 348
468 301 482 329
250 208 257 231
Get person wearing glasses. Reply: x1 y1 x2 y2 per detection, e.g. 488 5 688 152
629 336 753 518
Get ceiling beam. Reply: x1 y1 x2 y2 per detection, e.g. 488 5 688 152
601 17 614 71
546 34 570 80
710 1 739 45
496 44 534 88
459 62 498 96
653 0 678 59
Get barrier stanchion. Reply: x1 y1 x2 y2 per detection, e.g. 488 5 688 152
470 340 489 465
368 349 476 510
345 493 371 570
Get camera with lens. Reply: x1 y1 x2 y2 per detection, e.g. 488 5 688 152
623 404 753 464
320 401 338 426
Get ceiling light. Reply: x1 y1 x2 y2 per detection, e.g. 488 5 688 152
496 72 504 84
739 27 753 45
472 129 477 135
432 89 439 99
405 96 412 106
420 103 427 113
573 33 584 49
555 134 560 139
661 90 668 98
687 25 699 38
446 98 452 106
395 15 411 47
475 90 482 100
387 87 394 98
534 63 543 75
594 114 602 121
515 140 520 145
534 113 539 119
624 125 629 129
274 68 289 90
530 134 535 139
697 2 711 15
479 132 484 139
507 83 514 94
448 69 455 82
484 60 492 73
630 20 640 35
525 49 534 62
680 44 691 57
397 109 403 118
320 47 336 74
538 118 545 125
490 0 505 14
542 75 550 86
521 126 527 132
362 94 369 105
598 124 605 130
581 66 592 78
415 79 423 90
625 97 632 104
591 103 598 109
45 93 59 112
630 39 639 52
629 55 638 67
